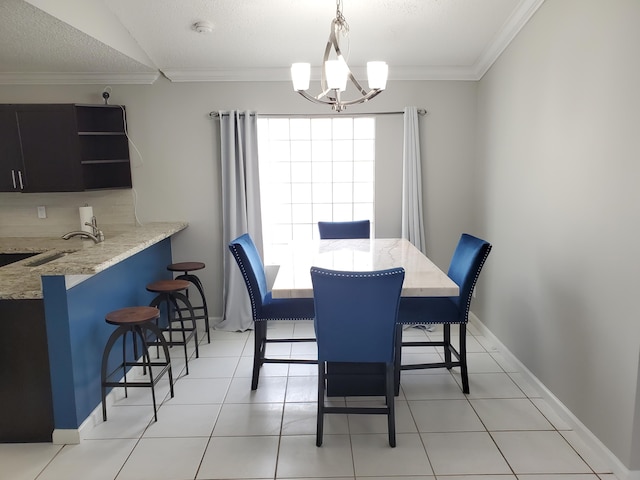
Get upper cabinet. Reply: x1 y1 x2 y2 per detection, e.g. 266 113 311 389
0 105 23 191
75 105 132 190
0 104 132 193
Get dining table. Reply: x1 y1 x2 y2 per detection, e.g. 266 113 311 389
272 237 458 299
271 237 459 397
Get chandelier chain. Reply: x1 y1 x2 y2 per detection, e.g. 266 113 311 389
335 0 349 35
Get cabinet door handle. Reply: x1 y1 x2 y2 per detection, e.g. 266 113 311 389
11 170 17 189
18 170 24 189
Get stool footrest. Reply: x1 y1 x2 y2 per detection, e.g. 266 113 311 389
103 362 171 388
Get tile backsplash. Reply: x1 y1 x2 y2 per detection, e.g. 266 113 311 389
0 190 136 237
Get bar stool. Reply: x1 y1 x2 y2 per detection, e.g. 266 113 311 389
146 279 199 374
100 306 174 422
167 261 210 343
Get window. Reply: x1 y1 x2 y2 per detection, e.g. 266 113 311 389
257 116 375 264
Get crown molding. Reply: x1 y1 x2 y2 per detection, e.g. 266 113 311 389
162 65 481 83
161 68 287 83
0 72 160 85
473 0 546 79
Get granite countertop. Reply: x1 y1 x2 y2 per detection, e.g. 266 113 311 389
0 222 187 300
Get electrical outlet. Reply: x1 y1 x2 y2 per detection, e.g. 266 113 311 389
37 206 47 219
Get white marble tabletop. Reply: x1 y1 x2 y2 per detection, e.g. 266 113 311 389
271 238 459 299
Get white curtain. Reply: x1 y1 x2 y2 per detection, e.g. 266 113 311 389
401 106 426 253
218 111 263 331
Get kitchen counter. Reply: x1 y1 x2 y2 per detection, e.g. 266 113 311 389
0 222 187 300
1 221 188 443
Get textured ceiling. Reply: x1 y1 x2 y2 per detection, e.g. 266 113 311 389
0 0 545 85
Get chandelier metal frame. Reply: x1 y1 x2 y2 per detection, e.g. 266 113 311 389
292 0 387 112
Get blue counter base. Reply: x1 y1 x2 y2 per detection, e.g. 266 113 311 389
42 239 173 432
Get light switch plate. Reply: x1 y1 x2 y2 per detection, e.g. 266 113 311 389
37 205 47 219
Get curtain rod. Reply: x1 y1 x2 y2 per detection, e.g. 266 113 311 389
209 109 427 119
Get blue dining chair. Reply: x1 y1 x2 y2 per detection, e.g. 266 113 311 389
228 234 316 390
317 220 370 239
311 266 405 447
395 233 491 394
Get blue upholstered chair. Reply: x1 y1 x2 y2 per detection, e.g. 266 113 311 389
311 266 405 447
317 220 370 239
395 233 491 394
229 234 316 390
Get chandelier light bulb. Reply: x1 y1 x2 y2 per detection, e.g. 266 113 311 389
367 61 388 90
325 59 348 91
291 63 311 91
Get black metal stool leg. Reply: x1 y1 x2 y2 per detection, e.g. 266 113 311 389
169 294 190 374
145 322 175 399
176 272 211 343
101 325 127 421
173 291 199 359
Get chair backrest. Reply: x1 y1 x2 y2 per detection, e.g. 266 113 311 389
318 220 370 239
447 233 492 320
228 234 268 319
311 267 405 364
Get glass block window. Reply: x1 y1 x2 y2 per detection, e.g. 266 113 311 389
257 116 375 264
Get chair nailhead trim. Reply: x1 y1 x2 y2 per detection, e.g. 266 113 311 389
462 244 492 323
310 268 403 278
230 244 311 322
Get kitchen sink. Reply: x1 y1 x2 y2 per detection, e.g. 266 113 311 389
0 252 39 267
25 251 73 267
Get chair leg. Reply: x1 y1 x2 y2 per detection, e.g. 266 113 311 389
386 363 396 447
443 324 452 366
459 323 469 394
316 361 325 447
394 325 402 396
251 321 267 390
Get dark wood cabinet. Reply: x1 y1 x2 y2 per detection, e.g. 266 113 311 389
0 104 131 192
0 105 23 191
15 105 85 192
0 299 54 442
76 105 132 190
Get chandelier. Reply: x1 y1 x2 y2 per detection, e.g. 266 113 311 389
290 0 388 112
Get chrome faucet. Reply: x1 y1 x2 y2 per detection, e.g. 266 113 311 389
62 216 105 244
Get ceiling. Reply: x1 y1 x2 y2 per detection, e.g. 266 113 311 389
0 0 545 85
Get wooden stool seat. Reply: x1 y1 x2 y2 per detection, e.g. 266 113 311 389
167 261 211 343
106 306 160 326
167 262 205 272
101 306 174 423
146 279 190 293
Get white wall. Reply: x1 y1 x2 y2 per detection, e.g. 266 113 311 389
0 78 478 323
476 0 640 471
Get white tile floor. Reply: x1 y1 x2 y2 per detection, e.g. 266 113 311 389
0 321 616 480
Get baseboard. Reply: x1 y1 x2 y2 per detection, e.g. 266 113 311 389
469 312 638 480
51 429 80 444
52 365 145 445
